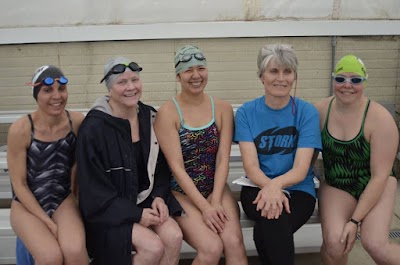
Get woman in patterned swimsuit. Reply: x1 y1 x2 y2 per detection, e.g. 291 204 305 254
7 65 88 264
155 45 248 265
315 55 400 265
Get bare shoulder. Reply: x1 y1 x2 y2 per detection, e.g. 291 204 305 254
68 110 85 123
314 96 333 124
364 101 398 145
367 101 397 129
7 115 31 148
314 96 333 113
68 110 85 133
213 98 233 114
157 99 176 116
155 99 181 129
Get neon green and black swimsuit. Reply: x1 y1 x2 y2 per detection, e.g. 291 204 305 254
321 98 372 200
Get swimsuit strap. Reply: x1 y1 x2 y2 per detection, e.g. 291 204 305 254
27 114 35 138
65 110 74 132
172 95 215 127
172 98 184 125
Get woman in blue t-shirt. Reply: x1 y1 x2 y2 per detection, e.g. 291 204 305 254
234 44 322 265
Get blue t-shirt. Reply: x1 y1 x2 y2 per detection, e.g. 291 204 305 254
234 96 322 198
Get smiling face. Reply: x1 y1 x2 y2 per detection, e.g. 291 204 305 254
260 59 296 100
109 70 142 110
36 83 68 116
333 72 365 104
176 65 208 95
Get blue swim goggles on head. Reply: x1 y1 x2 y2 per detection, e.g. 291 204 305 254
30 76 68 87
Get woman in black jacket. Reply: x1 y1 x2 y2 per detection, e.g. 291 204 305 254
76 57 183 265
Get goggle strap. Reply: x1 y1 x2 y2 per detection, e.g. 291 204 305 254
100 63 142 83
175 53 206 68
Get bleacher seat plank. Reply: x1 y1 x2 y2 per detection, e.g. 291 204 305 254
0 107 325 264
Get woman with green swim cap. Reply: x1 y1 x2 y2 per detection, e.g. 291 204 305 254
315 54 400 264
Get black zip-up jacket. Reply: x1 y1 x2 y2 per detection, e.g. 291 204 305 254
76 96 181 265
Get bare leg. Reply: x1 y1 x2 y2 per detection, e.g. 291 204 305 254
132 223 164 265
318 182 357 265
10 200 63 265
152 217 183 265
173 191 223 265
360 177 400 265
52 194 89 265
210 185 248 265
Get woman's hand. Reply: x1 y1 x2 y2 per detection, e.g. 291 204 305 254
139 208 161 227
151 197 169 223
46 220 58 239
340 221 358 254
211 200 229 222
253 181 291 219
202 203 227 234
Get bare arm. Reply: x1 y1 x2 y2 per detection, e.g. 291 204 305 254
240 139 314 189
240 141 270 187
7 118 54 228
351 104 398 222
69 111 85 198
210 100 233 205
270 148 315 188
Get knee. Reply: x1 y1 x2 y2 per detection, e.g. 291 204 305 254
223 231 245 251
35 247 63 265
361 237 387 262
62 242 88 263
138 237 165 261
152 240 165 260
196 238 223 263
162 226 183 248
322 234 346 259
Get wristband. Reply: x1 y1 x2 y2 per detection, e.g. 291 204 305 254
349 218 361 226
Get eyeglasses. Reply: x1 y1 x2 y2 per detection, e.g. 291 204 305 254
175 53 206 68
333 75 366 85
100 62 143 83
29 76 69 87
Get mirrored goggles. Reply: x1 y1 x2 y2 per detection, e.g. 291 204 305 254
175 53 206 68
334 75 366 85
100 62 143 83
28 76 68 87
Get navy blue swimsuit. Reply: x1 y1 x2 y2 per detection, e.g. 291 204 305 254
14 111 76 217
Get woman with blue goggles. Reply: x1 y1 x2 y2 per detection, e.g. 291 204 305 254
9 65 88 264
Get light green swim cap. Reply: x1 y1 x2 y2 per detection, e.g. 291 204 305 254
334 54 367 78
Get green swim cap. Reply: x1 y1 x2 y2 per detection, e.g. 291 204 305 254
334 54 367 78
174 45 207 74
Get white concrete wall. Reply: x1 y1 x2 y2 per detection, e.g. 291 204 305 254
1 1 399 44
0 36 398 110
0 1 399 145
2 0 399 28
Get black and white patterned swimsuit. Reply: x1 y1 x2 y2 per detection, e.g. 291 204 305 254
14 110 76 217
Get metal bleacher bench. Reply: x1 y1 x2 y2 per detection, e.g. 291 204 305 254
0 109 323 264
